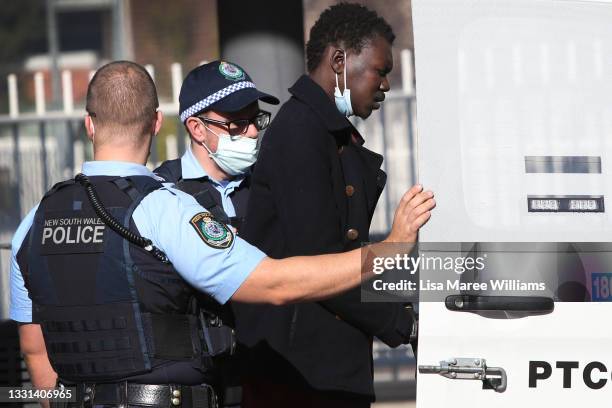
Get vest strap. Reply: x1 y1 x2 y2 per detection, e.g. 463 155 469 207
43 312 205 360
112 177 141 201
228 216 244 231
42 179 75 199
192 188 231 224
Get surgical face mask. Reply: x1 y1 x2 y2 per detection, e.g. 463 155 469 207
334 50 353 117
201 125 259 176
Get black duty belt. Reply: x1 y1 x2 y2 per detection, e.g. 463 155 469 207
70 382 218 408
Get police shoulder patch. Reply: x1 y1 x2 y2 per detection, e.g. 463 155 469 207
189 212 234 249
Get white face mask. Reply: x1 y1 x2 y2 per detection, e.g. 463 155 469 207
201 125 259 176
334 50 353 117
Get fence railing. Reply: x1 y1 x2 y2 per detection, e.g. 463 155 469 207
0 49 417 237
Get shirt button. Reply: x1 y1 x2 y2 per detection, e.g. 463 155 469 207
346 228 359 241
345 185 355 197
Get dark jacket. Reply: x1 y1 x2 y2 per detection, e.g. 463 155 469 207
236 75 414 398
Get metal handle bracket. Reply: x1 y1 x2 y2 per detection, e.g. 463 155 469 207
419 357 507 392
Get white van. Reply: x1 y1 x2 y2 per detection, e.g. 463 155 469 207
411 0 612 406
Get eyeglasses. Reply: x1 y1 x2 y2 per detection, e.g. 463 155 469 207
197 110 271 136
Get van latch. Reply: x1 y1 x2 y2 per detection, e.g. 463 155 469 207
418 358 507 392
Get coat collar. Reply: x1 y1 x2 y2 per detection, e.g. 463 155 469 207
289 75 355 135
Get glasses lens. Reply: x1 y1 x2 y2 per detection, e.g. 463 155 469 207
229 119 250 135
254 112 271 131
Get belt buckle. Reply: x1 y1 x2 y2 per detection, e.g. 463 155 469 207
202 384 218 408
81 383 95 407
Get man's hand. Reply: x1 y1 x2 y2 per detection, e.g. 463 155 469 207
386 184 435 243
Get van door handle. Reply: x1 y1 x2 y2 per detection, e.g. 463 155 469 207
446 295 554 317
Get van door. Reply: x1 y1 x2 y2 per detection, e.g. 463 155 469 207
412 0 612 406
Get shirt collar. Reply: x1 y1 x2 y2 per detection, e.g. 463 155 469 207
181 145 245 188
181 145 208 180
81 161 161 179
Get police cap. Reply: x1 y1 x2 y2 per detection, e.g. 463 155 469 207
179 60 279 122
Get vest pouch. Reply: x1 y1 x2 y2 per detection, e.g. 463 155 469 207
37 302 150 382
141 313 201 360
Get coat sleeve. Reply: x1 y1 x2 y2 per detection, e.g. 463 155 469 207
320 290 415 347
243 108 414 347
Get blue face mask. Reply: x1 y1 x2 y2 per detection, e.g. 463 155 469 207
334 50 353 117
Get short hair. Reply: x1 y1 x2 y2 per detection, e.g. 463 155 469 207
86 61 158 138
306 3 395 73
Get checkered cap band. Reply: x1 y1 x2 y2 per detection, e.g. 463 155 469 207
180 81 256 122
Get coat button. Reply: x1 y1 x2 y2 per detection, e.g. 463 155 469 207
345 185 355 197
346 228 359 241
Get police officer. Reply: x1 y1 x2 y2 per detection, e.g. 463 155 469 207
154 60 279 407
155 60 277 234
9 61 435 408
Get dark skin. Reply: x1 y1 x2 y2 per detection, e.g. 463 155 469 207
310 34 393 119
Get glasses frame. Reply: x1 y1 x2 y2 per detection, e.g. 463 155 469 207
197 110 271 136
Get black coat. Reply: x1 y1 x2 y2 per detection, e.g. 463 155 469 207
236 75 414 398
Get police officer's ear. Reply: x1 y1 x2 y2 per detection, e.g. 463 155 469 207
185 116 207 144
153 110 163 137
84 114 95 141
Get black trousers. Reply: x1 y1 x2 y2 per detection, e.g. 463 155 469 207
242 378 371 408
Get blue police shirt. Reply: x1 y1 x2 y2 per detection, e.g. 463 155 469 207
181 146 244 217
9 161 266 323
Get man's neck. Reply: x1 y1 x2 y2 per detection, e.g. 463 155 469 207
93 147 149 165
191 142 230 182
309 70 335 101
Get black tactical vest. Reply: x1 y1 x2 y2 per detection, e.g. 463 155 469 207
154 159 249 231
23 175 231 383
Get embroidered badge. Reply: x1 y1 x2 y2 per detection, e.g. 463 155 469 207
189 212 234 249
218 61 245 81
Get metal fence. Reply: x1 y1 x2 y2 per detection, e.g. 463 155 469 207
0 49 417 229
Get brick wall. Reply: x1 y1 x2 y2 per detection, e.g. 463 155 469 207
129 0 220 99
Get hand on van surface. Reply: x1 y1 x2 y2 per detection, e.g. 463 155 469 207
385 184 435 243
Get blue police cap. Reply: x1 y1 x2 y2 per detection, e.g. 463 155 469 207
179 60 279 122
